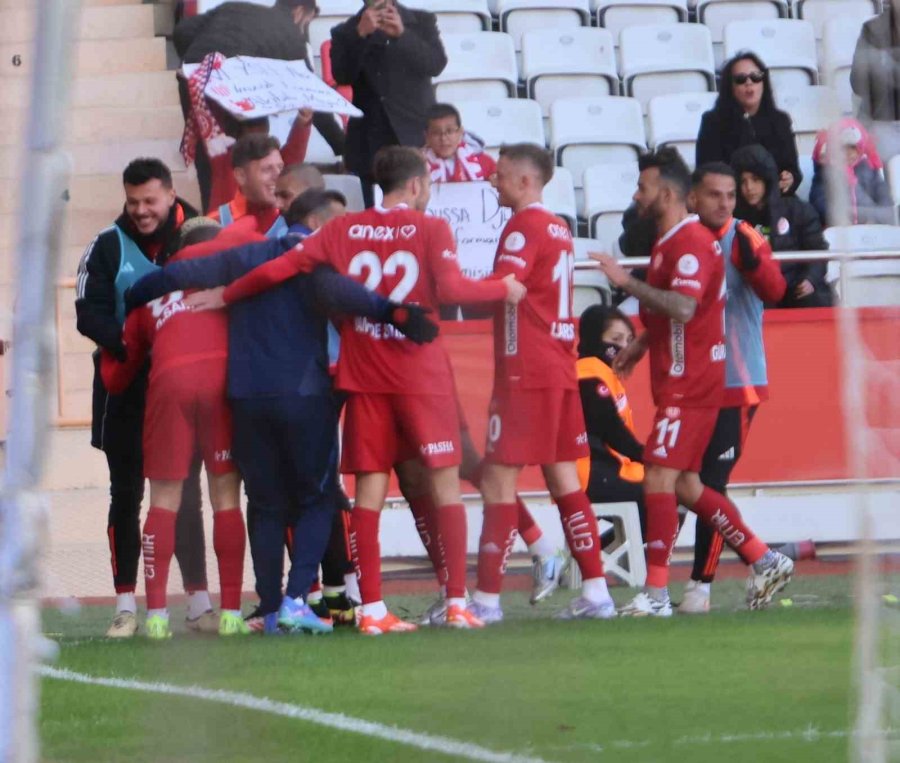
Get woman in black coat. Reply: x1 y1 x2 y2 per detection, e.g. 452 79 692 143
696 51 802 196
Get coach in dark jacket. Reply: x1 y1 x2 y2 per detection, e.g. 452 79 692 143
732 144 833 308
331 1 447 206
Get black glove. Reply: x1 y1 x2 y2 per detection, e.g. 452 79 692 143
736 228 761 272
110 341 127 362
386 302 439 345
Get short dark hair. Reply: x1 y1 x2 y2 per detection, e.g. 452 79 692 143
577 305 636 358
638 147 691 200
285 189 347 227
231 134 281 169
122 158 172 188
427 103 462 128
373 146 428 194
498 143 554 186
692 162 737 187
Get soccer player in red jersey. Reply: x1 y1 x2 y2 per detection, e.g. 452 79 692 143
101 220 251 638
218 146 526 634
593 148 794 616
469 143 615 622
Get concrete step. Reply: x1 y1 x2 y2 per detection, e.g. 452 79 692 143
0 5 156 44
1 71 181 110
1 36 167 77
1 138 182 179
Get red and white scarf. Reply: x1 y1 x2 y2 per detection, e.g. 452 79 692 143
180 52 234 166
425 131 492 182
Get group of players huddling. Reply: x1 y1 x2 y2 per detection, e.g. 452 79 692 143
110 142 794 637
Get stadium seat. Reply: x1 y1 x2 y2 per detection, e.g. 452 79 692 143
795 154 815 202
492 0 591 50
455 98 546 155
618 24 716 113
822 16 868 114
434 32 518 102
593 0 689 44
775 86 841 155
549 97 646 196
543 167 579 233
723 19 819 93
520 28 619 117
793 0 877 40
323 174 365 213
404 0 492 34
696 0 789 54
572 237 612 297
647 91 718 169
824 225 900 306
582 161 640 239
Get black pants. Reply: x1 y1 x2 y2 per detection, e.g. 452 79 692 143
586 461 647 543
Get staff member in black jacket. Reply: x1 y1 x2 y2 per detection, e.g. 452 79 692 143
75 158 212 638
330 0 447 207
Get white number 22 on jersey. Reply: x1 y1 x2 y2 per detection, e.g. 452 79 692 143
552 250 575 319
348 250 419 302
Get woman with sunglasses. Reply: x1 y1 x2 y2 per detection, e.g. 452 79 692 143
696 51 802 196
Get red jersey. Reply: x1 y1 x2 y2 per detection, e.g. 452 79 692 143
642 215 726 408
220 204 508 395
492 205 578 390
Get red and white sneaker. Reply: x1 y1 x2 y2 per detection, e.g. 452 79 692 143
357 611 418 636
445 604 485 629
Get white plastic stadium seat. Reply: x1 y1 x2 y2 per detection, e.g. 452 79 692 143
521 28 618 117
618 24 716 113
795 155 815 203
493 0 591 50
794 0 877 40
822 16 868 115
723 20 819 93
323 174 365 213
565 503 647 587
824 225 900 306
775 86 841 156
593 0 688 44
647 91 717 169
572 238 612 311
695 0 788 46
455 99 546 156
549 97 647 192
434 32 518 102
582 161 640 239
404 0 492 34
543 167 579 233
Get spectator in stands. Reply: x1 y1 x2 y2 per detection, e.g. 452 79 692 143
330 0 447 206
275 163 326 214
211 134 287 238
851 1 900 161
810 118 894 226
732 144 834 308
697 52 802 196
423 103 497 183
74 158 212 638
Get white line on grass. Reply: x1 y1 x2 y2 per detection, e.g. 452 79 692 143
39 666 556 763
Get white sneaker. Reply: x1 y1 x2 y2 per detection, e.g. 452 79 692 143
678 581 710 615
468 600 504 624
105 611 138 638
418 596 448 626
618 591 673 618
530 550 566 605
747 552 794 610
555 595 616 620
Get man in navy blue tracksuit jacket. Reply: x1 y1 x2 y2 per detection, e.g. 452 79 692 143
127 225 435 632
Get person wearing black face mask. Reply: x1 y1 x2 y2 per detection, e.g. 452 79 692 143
575 306 647 537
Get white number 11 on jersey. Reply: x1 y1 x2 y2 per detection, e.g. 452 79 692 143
552 250 575 319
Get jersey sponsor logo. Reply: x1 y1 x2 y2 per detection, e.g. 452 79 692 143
348 224 398 241
717 446 735 462
669 320 686 377
503 231 526 252
677 253 700 276
148 291 188 331
420 440 455 456
575 431 588 445
550 321 575 341
710 342 726 362
596 383 611 398
497 253 527 268
442 248 457 260
215 449 231 462
504 303 518 356
665 406 680 418
547 223 571 241
353 316 408 340
400 224 417 239
671 277 701 290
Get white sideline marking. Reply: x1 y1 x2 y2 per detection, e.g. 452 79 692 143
38 666 555 763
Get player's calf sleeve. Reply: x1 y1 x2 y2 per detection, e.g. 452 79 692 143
436 503 468 599
644 493 680 588
408 494 447 585
475 503 518 595
142 508 177 611
349 507 382 605
213 509 245 611
556 492 604 580
516 497 544 547
689 487 768 565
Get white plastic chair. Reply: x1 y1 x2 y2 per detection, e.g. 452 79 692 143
493 0 591 50
434 32 518 102
323 174 365 213
775 86 841 156
619 23 716 113
793 0 877 40
647 91 717 169
593 0 688 43
404 0 492 34
521 28 619 117
543 167 579 232
565 503 647 588
824 224 900 305
549 97 647 191
822 16 868 115
696 0 788 45
455 98 546 154
723 20 819 93
582 161 640 235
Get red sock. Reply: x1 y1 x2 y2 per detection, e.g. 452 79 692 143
436 503 468 599
644 493 679 588
142 507 177 610
308 578 322 597
690 487 768 564
516 497 543 547
408 494 447 585
557 491 604 579
213 508 245 611
475 503 518 594
349 507 382 605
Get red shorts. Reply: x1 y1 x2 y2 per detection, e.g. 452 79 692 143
642 405 719 473
143 360 234 481
341 393 461 473
484 386 588 466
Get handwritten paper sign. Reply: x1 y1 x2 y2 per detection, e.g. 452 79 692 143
181 56 362 120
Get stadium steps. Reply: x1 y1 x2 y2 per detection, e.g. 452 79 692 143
0 5 157 43
1 36 168 78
